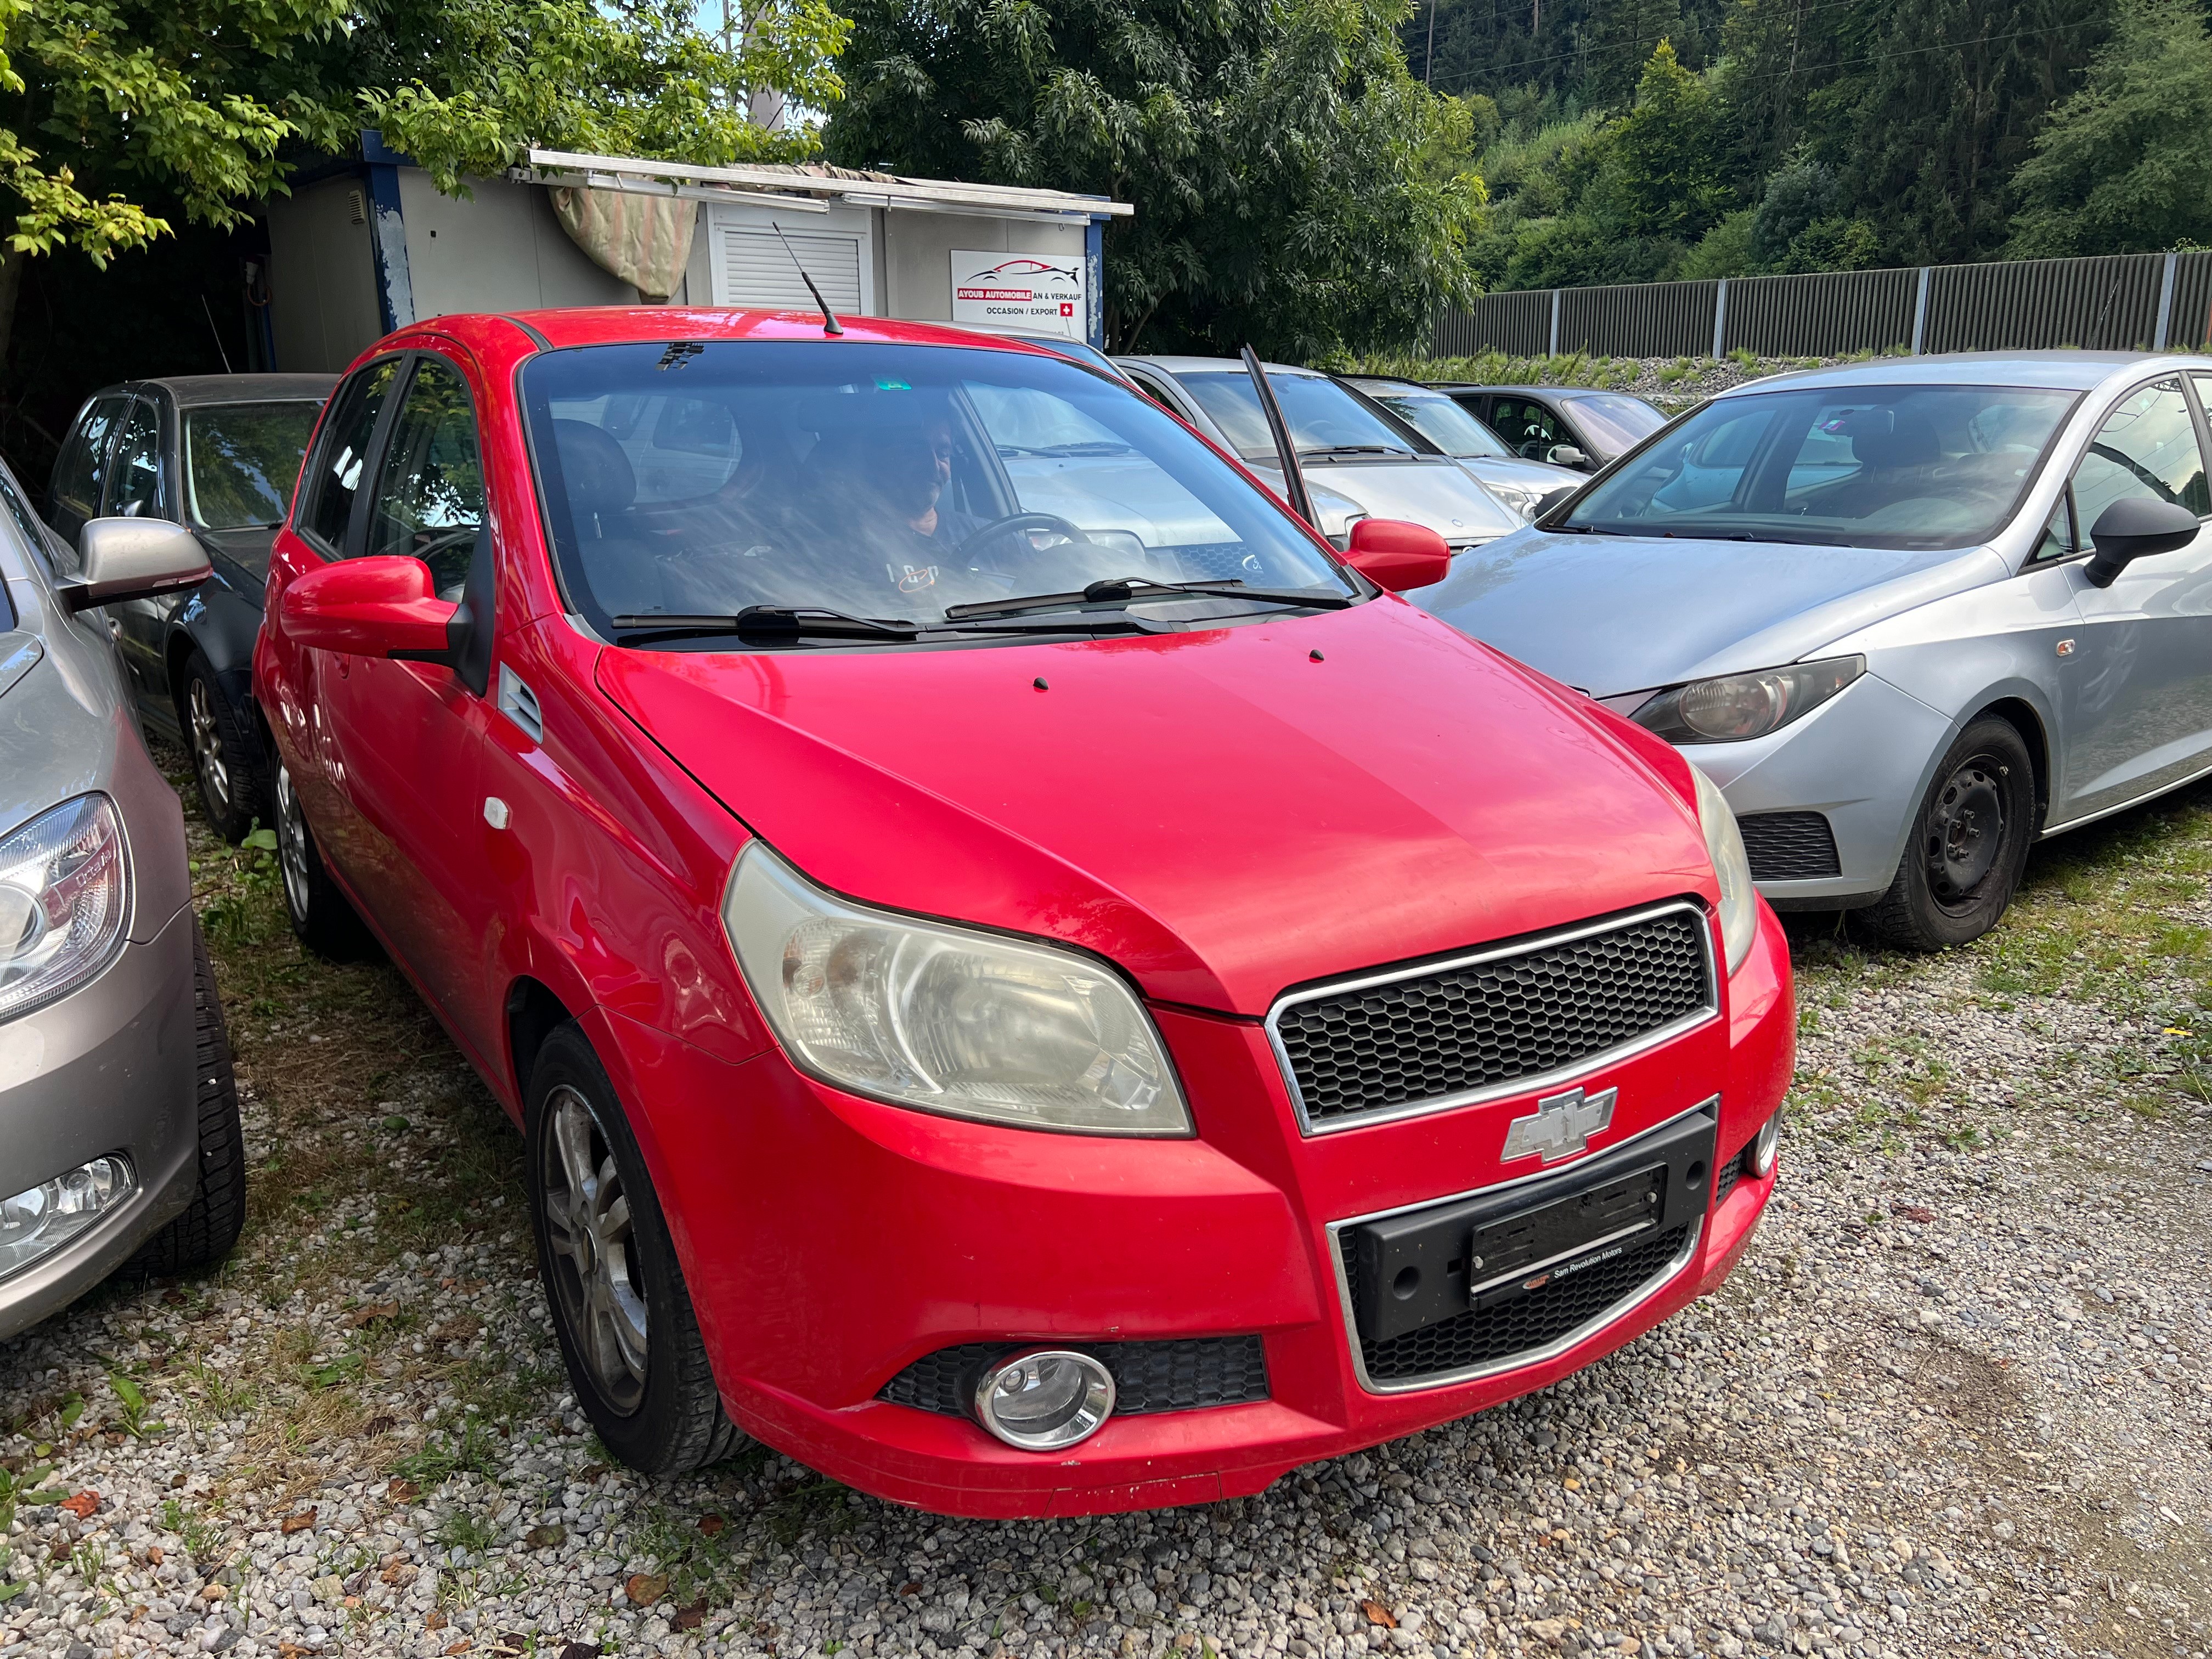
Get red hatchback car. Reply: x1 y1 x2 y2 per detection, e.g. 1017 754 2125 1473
253 308 1792 1517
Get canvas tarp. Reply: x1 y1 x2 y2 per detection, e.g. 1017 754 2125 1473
550 187 699 301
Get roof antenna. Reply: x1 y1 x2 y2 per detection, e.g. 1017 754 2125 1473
201 295 234 374
772 223 844 336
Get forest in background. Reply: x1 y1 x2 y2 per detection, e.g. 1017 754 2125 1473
1403 0 2212 290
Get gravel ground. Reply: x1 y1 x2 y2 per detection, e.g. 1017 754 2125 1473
1 752 2208 1659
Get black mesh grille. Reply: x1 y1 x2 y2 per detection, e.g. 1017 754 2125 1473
1276 910 1712 1126
1738 811 1842 881
1714 1144 1746 1206
1344 1224 1690 1384
879 1336 1268 1418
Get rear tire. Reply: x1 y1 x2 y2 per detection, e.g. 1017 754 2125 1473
1866 717 2037 950
177 650 269 844
525 1024 742 1478
274 763 377 961
132 924 246 1274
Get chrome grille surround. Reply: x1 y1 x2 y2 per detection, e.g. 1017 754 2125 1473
1264 900 1719 1136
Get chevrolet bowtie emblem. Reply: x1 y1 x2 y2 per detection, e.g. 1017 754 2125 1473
1501 1085 1618 1164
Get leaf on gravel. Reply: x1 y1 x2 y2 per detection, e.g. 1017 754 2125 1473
672 1603 707 1632
625 1573 668 1607
281 1509 317 1534
557 1644 603 1659
1361 1600 1397 1628
380 1562 418 1587
489 1633 531 1657
110 1375 146 1412
276 1644 321 1658
58 1491 99 1519
443 1643 472 1656
349 1302 399 1328
524 1525 566 1549
1892 1204 1939 1223
362 1415 398 1437
387 1478 420 1502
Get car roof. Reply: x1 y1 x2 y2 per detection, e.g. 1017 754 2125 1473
1114 354 1318 377
101 374 337 407
1427 384 1655 402
1707 350 2194 398
493 308 1091 361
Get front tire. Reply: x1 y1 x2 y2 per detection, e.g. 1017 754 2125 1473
1866 717 2037 950
274 763 377 961
177 650 269 843
525 1024 741 1477
132 924 246 1274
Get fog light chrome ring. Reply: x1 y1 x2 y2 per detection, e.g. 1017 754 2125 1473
1748 1111 1781 1179
972 1349 1115 1452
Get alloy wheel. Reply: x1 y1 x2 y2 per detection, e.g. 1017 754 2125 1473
274 766 313 924
539 1085 650 1414
187 678 233 813
1923 755 2007 908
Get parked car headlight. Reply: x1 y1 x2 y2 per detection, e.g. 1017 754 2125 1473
1482 479 1548 522
1633 656 1864 744
0 795 129 1023
1690 765 1758 975
721 843 1191 1136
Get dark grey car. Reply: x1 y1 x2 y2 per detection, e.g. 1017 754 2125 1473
1427 385 1669 472
45 375 334 841
1 467 247 1335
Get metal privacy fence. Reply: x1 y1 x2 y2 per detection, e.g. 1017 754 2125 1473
1431 250 2212 361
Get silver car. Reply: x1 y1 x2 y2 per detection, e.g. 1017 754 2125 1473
1338 374 1586 522
1116 356 1523 550
1 475 245 1334
1414 353 2212 948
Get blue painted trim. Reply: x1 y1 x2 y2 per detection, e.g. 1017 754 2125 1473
1086 215 1106 348
360 132 416 335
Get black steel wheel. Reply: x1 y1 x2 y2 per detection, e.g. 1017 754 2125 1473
524 1024 742 1476
1867 717 2038 950
177 650 269 843
274 763 377 961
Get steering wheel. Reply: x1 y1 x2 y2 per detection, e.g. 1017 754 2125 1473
950 512 1094 562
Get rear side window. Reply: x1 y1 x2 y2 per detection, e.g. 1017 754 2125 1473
105 400 163 517
2073 380 2210 532
51 396 128 520
302 359 400 554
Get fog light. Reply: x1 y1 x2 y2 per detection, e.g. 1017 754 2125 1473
1748 1111 1781 1180
0 1155 133 1279
972 1350 1115 1451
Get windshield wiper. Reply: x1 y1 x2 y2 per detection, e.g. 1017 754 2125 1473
609 607 922 644
1300 444 1414 459
944 576 1356 623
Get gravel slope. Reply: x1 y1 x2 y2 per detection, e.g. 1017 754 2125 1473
0 757 2207 1659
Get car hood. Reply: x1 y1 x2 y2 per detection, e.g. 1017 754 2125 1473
595 599 1716 1016
196 526 281 605
1459 456 1583 493
1410 528 2007 697
1250 458 1520 545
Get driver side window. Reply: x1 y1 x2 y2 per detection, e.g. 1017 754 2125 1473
1491 398 1562 459
365 357 486 599
2072 380 2210 539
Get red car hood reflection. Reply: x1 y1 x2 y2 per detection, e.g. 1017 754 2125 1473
595 599 1715 1015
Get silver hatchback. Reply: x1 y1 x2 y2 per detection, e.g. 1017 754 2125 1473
1414 353 2212 947
0 469 245 1334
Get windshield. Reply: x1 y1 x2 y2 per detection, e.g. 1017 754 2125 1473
1175 371 1421 462
1561 383 2078 550
1559 393 1667 453
520 342 1356 634
184 402 321 529
1351 382 1510 459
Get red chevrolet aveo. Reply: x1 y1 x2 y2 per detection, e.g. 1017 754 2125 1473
253 308 1792 1517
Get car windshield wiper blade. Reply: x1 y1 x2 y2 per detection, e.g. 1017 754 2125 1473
944 577 1356 622
609 607 922 642
1300 443 1414 458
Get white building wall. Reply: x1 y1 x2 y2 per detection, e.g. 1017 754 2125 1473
398 172 646 320
882 214 1086 324
265 177 384 374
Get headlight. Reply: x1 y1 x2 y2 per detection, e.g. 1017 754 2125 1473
721 843 1191 1136
0 795 129 1023
1633 657 1864 744
1689 764 1758 975
1482 479 1547 522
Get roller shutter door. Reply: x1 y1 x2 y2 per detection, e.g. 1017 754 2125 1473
714 227 864 312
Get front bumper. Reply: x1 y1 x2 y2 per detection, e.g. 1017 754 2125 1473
597 901 1793 1518
0 902 202 1340
1684 672 1952 906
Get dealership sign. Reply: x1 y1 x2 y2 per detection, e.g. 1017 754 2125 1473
950 251 1088 340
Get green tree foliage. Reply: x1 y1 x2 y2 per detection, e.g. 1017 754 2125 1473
363 0 851 191
1599 40 1724 239
824 0 1484 357
2006 0 2212 258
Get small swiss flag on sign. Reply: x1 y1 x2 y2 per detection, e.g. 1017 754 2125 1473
1060 302 1075 317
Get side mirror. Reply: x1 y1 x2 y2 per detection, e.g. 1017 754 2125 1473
278 555 459 661
1343 518 1452 592
61 519 211 613
2084 498 2202 588
1547 444 1592 470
